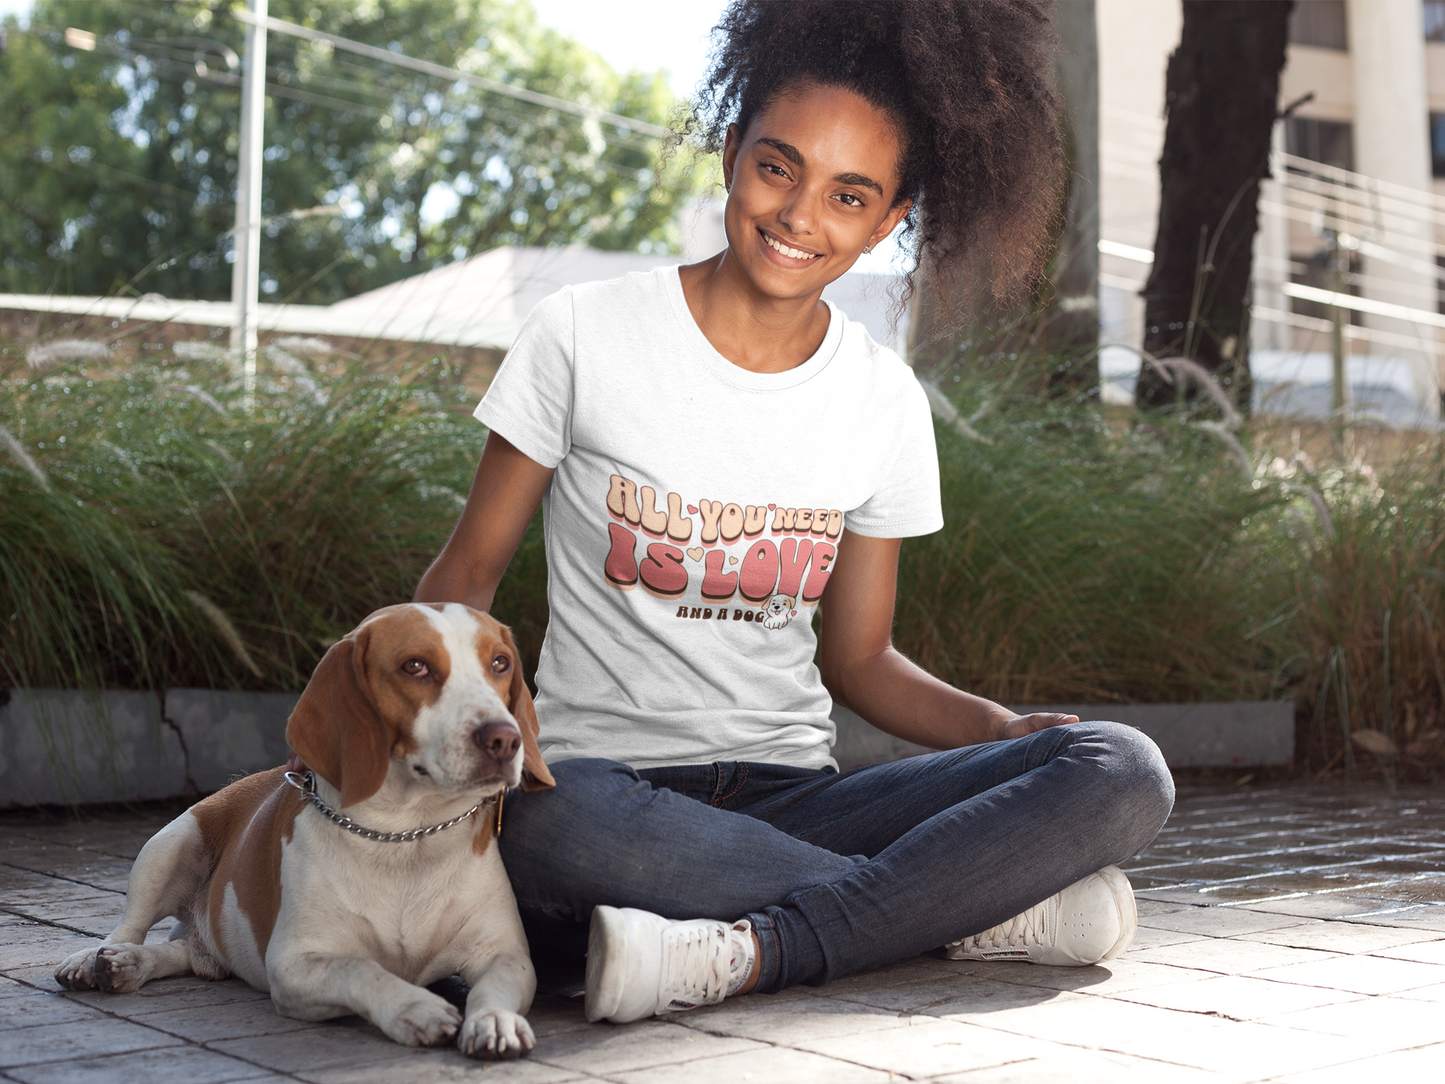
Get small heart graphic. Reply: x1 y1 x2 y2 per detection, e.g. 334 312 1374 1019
728 556 738 565
686 547 704 562
687 504 698 514
768 503 776 510
790 610 797 617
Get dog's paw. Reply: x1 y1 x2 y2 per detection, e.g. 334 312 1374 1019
54 947 100 990
92 944 150 993
458 1009 535 1060
377 990 462 1048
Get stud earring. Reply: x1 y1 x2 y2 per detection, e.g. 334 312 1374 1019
863 243 874 254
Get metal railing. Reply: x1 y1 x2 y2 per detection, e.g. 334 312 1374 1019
1101 104 1445 420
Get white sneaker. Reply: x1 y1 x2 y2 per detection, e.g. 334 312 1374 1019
584 905 756 1023
943 865 1138 966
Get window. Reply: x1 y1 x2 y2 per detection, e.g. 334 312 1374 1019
1286 117 1355 171
1426 1 1445 42
1290 0 1348 50
1431 114 1445 177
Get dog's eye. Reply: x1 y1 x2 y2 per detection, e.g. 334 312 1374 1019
401 658 429 677
490 654 511 675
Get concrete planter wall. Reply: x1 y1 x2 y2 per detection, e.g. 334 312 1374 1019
2 688 1294 807
831 701 1295 770
1009 701 1295 768
165 689 299 794
0 688 298 807
0 690 187 807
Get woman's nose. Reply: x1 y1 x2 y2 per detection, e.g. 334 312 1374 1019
777 189 819 236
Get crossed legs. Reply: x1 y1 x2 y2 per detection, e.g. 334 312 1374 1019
500 721 1174 993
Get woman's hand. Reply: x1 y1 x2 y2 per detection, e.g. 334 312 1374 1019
996 712 1080 741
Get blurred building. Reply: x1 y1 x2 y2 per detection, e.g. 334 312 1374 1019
1099 0 1445 424
322 229 909 361
1 238 908 392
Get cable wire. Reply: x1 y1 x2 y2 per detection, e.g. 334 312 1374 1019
232 7 674 139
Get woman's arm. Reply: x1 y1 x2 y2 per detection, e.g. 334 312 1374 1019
818 530 1077 748
414 431 555 611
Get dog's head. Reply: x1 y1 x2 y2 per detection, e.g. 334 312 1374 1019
766 594 794 616
286 603 555 809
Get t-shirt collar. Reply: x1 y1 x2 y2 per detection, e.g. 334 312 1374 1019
662 265 844 391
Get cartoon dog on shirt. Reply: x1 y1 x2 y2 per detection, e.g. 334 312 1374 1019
761 594 796 630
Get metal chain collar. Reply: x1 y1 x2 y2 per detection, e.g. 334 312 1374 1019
284 770 502 842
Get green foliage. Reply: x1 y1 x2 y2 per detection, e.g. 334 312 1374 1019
895 362 1445 770
1 0 697 302
1281 453 1445 768
1 340 483 690
894 384 1285 706
5 334 1441 772
0 7 140 295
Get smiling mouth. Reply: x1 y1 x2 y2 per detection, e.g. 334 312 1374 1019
761 230 821 261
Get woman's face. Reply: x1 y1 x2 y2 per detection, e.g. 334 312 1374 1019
721 82 911 302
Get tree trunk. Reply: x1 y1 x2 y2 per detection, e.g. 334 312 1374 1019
1136 0 1292 414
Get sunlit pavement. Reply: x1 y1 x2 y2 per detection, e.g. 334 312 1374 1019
2 784 1443 1083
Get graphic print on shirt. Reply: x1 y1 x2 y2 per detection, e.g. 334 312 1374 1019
601 473 841 629
761 594 796 629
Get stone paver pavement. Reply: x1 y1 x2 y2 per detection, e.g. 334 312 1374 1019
1 784 1443 1082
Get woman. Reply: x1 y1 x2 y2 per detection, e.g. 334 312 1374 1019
416 0 1174 1022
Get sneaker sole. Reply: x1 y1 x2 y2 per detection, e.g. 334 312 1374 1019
1096 865 1138 961
584 905 627 1023
942 865 1140 967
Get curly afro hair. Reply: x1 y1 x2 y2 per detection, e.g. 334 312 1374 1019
693 0 1064 312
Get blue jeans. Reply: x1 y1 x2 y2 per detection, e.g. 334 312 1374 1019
498 721 1173 994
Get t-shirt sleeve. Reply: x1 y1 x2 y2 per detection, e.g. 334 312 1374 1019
845 375 944 538
472 289 575 468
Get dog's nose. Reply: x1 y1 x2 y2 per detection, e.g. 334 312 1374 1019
471 722 521 762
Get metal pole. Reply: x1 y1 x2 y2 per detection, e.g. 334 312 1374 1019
230 0 268 397
1329 299 1347 459
1324 228 1348 460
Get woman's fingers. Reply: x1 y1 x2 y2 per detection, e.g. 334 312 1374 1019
1025 712 1080 729
999 712 1079 740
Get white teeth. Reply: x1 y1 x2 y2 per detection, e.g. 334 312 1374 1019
764 233 819 260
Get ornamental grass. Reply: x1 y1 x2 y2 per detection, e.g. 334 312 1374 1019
2 337 486 691
2 333 1441 773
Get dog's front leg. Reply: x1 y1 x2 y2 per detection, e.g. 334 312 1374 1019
55 814 208 992
456 952 537 1060
270 953 461 1047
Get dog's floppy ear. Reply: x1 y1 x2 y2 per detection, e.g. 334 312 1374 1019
501 627 554 792
286 626 392 808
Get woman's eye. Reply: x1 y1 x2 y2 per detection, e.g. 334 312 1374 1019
491 654 511 675
836 193 862 207
402 659 429 677
763 162 789 178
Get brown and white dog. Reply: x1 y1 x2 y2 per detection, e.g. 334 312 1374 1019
55 602 555 1060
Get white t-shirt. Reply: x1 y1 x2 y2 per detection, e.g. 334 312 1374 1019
475 266 942 770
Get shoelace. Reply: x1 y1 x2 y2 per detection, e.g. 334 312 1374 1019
949 897 1051 952
660 922 730 1010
